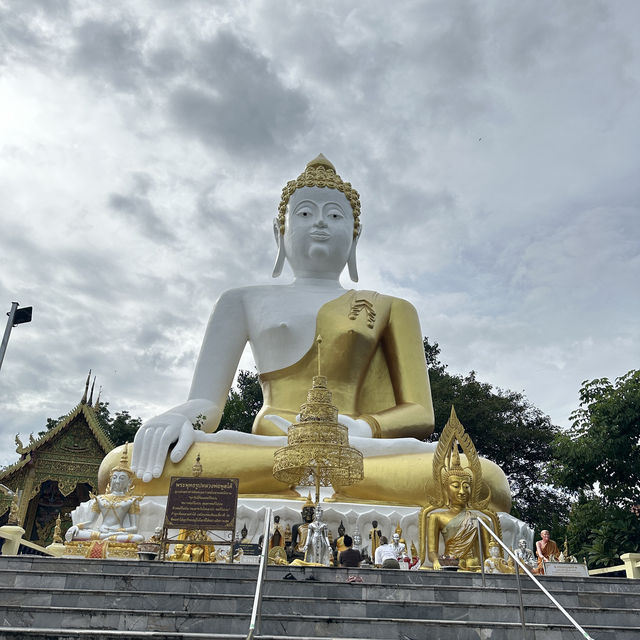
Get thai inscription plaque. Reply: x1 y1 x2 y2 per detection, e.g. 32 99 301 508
544 562 589 577
164 477 239 530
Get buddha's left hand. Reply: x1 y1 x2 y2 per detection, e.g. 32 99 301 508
264 414 373 437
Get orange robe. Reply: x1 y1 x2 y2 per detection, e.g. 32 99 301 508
536 539 560 574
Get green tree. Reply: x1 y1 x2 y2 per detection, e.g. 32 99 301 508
42 402 142 447
551 370 640 508
424 338 568 536
217 370 264 434
551 369 640 566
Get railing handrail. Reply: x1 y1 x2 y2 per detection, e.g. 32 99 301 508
246 507 272 640
476 518 595 640
0 528 56 557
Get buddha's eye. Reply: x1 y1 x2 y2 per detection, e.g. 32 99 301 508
296 210 310 217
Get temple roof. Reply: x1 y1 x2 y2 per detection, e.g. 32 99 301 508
0 397 114 491
10 401 114 461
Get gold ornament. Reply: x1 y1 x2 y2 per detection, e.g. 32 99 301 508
52 514 63 544
273 337 363 502
277 154 361 238
7 493 19 525
192 453 203 477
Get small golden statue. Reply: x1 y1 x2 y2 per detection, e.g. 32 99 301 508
168 543 190 561
420 407 501 571
52 514 63 544
7 493 20 526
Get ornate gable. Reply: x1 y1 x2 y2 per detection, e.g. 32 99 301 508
0 400 114 514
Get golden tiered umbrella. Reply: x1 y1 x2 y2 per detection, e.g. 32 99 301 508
273 338 364 505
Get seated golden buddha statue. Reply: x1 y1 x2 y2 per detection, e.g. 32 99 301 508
420 408 502 571
99 155 510 513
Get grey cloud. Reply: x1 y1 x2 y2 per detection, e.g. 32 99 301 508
108 173 175 243
0 1 70 67
169 30 310 154
70 17 145 90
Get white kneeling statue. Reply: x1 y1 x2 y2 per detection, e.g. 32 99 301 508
66 447 144 543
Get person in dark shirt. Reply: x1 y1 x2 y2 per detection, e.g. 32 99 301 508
338 534 362 568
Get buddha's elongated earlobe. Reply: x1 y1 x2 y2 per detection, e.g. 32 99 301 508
272 218 286 278
348 227 361 282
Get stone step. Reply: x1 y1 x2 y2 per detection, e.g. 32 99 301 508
3 566 640 612
0 612 638 640
1 594 639 633
4 562 640 597
5 556 640 597
5 556 640 594
1 584 639 628
1 557 639 640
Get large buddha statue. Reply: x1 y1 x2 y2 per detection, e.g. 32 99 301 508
99 155 510 513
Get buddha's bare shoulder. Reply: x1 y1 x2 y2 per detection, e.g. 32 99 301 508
212 284 279 304
358 290 420 315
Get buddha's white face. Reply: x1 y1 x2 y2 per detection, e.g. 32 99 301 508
284 186 355 278
110 470 131 494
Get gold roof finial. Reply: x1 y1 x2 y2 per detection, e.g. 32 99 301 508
81 370 91 404
94 386 102 408
316 335 323 378
88 376 96 405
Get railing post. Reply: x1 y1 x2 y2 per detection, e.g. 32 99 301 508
246 507 272 640
475 518 595 640
620 553 640 579
0 525 26 555
514 555 527 640
477 518 486 588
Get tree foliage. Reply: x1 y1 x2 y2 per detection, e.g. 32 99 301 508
551 370 640 566
217 370 263 434
551 370 640 508
424 338 568 535
42 402 142 447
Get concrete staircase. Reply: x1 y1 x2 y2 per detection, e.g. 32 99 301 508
0 555 639 639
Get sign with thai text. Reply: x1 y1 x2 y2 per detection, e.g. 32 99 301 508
164 477 239 530
544 562 589 577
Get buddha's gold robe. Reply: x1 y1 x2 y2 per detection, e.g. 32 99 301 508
254 290 434 439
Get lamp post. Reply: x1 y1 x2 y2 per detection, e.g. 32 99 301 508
0 302 33 372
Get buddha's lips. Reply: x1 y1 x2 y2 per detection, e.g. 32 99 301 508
310 231 330 240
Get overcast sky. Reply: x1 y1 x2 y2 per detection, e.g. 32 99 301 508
1 0 639 468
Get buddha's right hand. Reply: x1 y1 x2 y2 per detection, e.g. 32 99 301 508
132 412 196 482
65 525 80 542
